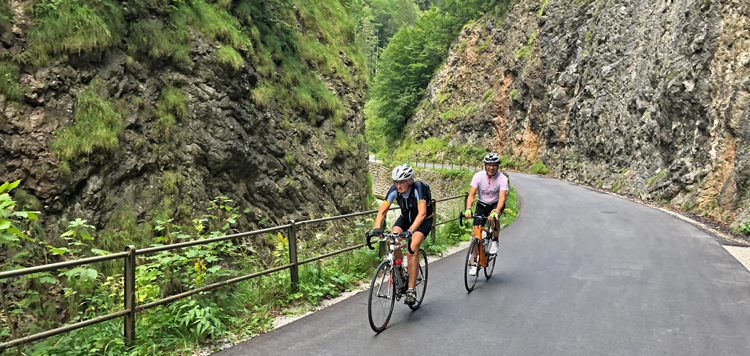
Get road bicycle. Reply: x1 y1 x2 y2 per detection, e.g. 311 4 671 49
364 231 428 333
459 213 497 292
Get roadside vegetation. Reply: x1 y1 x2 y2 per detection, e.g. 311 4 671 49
2 167 518 354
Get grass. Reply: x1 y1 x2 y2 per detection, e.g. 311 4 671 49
128 19 191 62
386 137 488 166
515 29 538 60
154 87 188 135
13 0 361 132
19 0 125 67
252 86 274 108
477 37 491 53
483 89 494 102
441 109 456 122
538 0 549 17
51 79 124 162
648 171 668 186
0 61 25 102
216 46 245 69
510 89 519 100
665 70 681 81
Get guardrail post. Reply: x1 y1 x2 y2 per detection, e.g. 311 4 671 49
431 198 437 244
124 245 136 343
288 221 299 292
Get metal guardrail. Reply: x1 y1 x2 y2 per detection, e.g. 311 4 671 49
370 154 482 172
0 193 468 352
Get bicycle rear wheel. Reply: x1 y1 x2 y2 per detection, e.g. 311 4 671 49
409 249 428 310
464 238 479 292
368 261 396 333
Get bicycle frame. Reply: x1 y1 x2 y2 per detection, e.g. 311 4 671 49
463 214 497 267
367 232 411 293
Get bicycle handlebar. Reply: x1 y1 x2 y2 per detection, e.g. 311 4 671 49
365 231 414 254
459 212 497 227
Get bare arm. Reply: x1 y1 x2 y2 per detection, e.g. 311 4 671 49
465 186 478 216
408 200 428 232
374 201 390 230
494 190 507 215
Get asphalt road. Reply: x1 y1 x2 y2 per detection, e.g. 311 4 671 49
216 172 750 355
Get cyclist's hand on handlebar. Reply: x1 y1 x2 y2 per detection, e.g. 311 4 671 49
399 230 412 240
372 228 383 236
464 209 472 218
488 211 498 220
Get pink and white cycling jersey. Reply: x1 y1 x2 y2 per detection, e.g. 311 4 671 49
470 170 508 204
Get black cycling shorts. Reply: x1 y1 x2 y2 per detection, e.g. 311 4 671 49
393 216 434 237
474 201 504 227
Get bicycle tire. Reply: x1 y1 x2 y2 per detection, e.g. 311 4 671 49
464 238 479 292
368 261 396 333
408 249 428 310
484 249 496 279
483 228 496 279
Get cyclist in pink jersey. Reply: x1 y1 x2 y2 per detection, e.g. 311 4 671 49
464 153 508 274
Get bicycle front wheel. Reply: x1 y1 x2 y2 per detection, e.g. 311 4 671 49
464 238 479 292
484 249 496 279
368 261 396 333
409 249 428 310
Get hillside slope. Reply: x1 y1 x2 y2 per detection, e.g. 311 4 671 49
404 0 750 226
0 0 368 247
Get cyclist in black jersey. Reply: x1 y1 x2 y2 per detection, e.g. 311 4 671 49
373 164 434 305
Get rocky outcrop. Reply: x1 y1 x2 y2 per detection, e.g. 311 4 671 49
0 17 368 245
405 0 750 227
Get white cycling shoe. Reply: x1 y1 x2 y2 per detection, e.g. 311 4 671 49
489 241 498 255
469 266 478 276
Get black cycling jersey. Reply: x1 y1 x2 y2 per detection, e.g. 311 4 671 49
384 181 435 224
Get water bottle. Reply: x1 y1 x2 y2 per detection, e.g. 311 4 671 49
403 258 408 276
395 259 403 276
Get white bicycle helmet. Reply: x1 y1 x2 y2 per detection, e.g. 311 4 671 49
483 153 501 164
392 164 415 181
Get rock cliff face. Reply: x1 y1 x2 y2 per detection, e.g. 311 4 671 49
0 2 368 244
406 0 750 226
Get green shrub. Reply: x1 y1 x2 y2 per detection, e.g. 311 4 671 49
739 220 750 235
0 0 12 28
530 160 549 175
52 79 124 161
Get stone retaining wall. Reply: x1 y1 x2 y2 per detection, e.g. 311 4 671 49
368 161 469 217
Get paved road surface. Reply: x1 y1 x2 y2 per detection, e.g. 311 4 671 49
216 172 750 355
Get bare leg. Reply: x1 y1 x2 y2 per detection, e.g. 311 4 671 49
406 232 425 288
391 226 404 262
